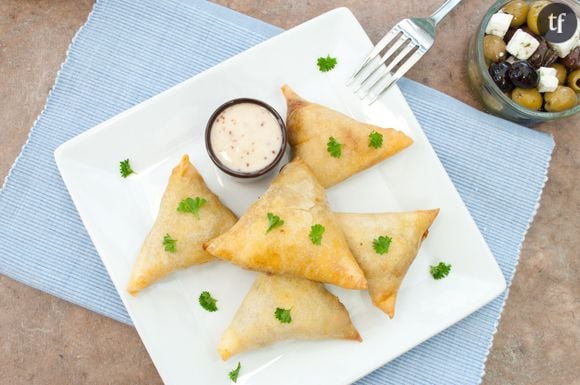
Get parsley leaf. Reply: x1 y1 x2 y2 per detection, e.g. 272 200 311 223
266 212 284 233
228 362 241 383
372 235 392 255
368 131 384 149
309 224 325 245
177 196 207 218
327 137 342 158
163 234 177 253
317 55 337 72
275 307 292 323
430 262 452 280
119 159 134 178
198 291 218 312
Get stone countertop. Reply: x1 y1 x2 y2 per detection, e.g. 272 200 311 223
0 1 578 384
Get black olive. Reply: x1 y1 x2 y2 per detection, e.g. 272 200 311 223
528 41 547 68
489 62 514 92
561 47 580 71
508 61 539 88
504 28 518 44
528 39 558 69
542 48 559 68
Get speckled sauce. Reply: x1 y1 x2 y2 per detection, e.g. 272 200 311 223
210 103 282 173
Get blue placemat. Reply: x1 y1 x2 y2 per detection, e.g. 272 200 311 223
0 1 554 384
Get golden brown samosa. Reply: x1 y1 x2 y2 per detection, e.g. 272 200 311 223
204 158 367 290
127 155 237 295
218 273 361 360
281 85 413 188
336 210 439 318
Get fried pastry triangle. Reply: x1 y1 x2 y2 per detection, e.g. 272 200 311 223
204 158 367 289
336 210 439 318
218 273 361 360
281 85 413 187
127 155 237 295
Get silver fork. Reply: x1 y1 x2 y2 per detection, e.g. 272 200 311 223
348 0 463 104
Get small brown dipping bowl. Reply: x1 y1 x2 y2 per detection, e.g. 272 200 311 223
205 98 287 180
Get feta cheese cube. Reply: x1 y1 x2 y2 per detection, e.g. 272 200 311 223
506 56 518 64
538 75 559 92
537 66 559 92
506 29 540 60
486 12 514 38
537 66 557 78
548 20 579 58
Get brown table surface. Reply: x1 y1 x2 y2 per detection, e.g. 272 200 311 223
1 1 578 384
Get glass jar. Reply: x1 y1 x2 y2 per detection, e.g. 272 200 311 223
467 0 579 125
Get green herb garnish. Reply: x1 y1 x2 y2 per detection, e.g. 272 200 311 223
327 137 342 158
163 233 177 253
275 307 292 324
369 131 384 149
372 235 392 255
266 212 284 233
317 55 337 72
119 159 134 178
198 291 218 312
177 196 207 218
430 262 452 280
309 224 326 245
229 362 241 383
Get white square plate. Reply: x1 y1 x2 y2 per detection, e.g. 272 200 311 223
55 8 505 385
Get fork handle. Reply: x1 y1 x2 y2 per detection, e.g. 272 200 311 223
429 0 462 26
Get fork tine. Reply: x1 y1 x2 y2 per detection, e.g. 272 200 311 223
352 56 384 93
356 60 389 98
359 42 416 100
347 28 401 85
367 49 423 104
353 56 386 93
352 35 408 92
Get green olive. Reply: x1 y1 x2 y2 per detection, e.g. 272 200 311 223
566 70 580 93
551 63 567 84
484 35 507 63
527 1 551 35
544 86 577 112
502 0 529 27
512 87 543 110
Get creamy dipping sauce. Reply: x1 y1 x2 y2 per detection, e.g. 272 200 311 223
210 103 283 173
